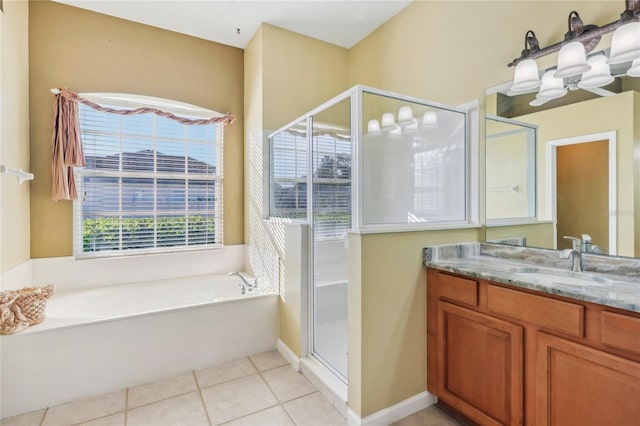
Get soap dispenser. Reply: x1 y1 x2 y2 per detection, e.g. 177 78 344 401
581 234 592 253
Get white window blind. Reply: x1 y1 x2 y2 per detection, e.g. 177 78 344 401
270 129 308 220
312 134 351 240
75 101 223 257
269 127 352 241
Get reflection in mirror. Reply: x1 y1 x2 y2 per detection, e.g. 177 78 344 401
485 115 536 224
485 55 640 257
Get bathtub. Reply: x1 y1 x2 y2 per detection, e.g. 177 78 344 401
0 273 278 418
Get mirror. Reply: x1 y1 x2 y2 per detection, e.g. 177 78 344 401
485 51 640 258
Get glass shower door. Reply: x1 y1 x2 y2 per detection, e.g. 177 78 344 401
310 98 351 381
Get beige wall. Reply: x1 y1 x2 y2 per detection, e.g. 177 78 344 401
486 222 555 249
348 228 482 416
29 0 244 258
518 92 636 256
244 24 350 355
1 0 30 274
345 0 621 417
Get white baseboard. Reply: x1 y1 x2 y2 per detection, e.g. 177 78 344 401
347 391 437 426
276 339 300 371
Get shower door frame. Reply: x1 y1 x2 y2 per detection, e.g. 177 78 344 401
305 89 357 384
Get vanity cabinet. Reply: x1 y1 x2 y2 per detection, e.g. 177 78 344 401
535 332 640 426
437 301 523 425
426 268 640 426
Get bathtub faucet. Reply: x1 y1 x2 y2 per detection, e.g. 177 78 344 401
227 272 257 294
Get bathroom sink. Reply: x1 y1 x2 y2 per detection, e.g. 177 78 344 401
515 270 611 287
509 266 539 273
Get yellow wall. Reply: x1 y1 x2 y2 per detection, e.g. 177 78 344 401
346 0 621 417
518 92 636 256
486 119 534 219
28 0 244 258
348 228 482 416
244 24 350 355
0 0 30 273
486 222 555 249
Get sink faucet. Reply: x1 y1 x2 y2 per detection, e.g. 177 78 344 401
559 249 583 272
563 236 581 251
227 272 257 294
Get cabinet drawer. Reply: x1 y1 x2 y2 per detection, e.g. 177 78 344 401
601 311 640 355
487 285 584 337
438 273 478 306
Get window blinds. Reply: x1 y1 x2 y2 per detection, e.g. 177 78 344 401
75 103 223 256
270 129 352 241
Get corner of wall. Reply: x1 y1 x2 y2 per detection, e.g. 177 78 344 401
1 0 31 273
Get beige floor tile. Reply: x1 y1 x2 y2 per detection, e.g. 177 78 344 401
391 405 466 426
261 365 316 402
200 374 278 425
282 392 346 426
0 408 47 426
128 372 197 408
223 405 294 426
249 350 287 372
196 358 256 388
76 412 125 426
126 392 209 426
42 390 126 426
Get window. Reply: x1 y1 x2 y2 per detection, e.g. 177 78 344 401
75 96 223 256
270 122 308 220
269 120 352 241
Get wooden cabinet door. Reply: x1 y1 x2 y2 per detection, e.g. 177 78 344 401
536 332 640 426
438 301 524 426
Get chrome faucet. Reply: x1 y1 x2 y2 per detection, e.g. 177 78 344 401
227 272 257 294
559 249 583 272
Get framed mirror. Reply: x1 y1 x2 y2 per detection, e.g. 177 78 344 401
485 50 640 257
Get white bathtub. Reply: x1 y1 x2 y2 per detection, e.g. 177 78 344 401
0 273 278 418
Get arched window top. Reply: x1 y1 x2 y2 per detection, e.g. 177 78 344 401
79 92 227 120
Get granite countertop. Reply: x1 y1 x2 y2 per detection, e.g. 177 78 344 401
424 243 640 313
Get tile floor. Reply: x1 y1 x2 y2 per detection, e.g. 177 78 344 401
1 351 463 426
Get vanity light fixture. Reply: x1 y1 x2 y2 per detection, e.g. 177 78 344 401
627 57 640 76
397 106 414 124
508 1 640 95
380 112 396 130
578 54 615 89
367 119 381 134
537 69 567 100
421 111 438 128
366 108 438 135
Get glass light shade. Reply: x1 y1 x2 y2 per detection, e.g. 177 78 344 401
627 58 640 77
607 21 640 64
381 112 396 130
367 119 381 134
421 111 437 127
554 41 591 78
537 70 567 100
398 106 414 124
578 55 614 89
510 59 541 92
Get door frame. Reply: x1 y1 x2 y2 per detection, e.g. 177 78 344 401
546 131 617 254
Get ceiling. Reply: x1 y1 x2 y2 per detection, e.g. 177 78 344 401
52 0 412 49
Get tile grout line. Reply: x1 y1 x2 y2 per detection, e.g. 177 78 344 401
193 370 214 426
247 355 299 424
38 407 49 426
252 358 307 425
124 387 129 426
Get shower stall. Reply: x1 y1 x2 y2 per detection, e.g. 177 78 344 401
268 86 470 383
